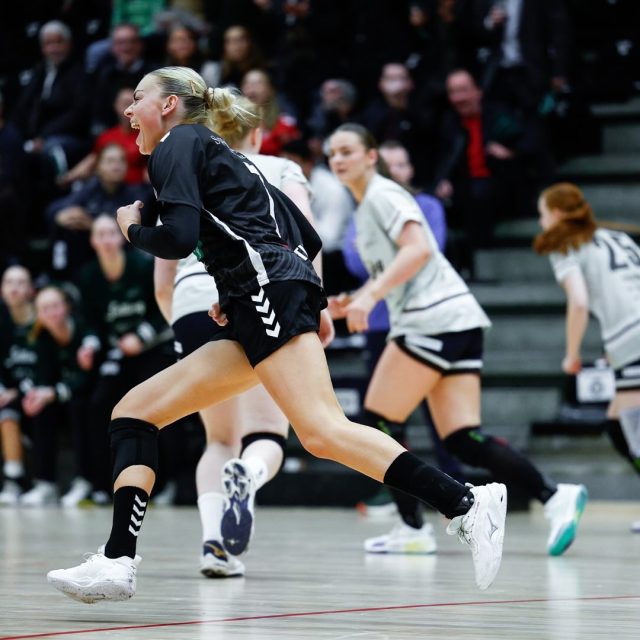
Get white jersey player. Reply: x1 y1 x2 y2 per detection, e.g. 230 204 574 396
535 182 640 531
328 123 587 558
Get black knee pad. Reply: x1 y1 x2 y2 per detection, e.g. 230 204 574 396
240 432 287 474
240 431 287 454
109 417 159 484
361 409 406 443
443 426 495 467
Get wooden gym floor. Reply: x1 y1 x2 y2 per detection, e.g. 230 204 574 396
1 501 639 639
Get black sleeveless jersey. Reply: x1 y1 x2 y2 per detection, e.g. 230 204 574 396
146 123 321 298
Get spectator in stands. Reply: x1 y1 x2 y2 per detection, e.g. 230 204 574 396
47 143 153 281
433 69 530 277
0 265 36 505
89 23 160 138
306 79 359 162
0 90 28 271
74 214 174 503
357 61 437 187
471 0 571 181
380 140 447 250
162 23 218 89
213 25 269 91
9 21 92 229
240 69 301 156
18 286 94 506
472 0 572 114
58 87 148 190
280 138 357 295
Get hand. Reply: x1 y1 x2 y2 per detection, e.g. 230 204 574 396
562 354 582 375
435 179 453 200
345 291 376 334
318 309 335 347
0 388 18 408
22 387 55 417
209 302 228 326
55 207 93 230
118 333 144 356
486 141 515 160
77 345 95 370
116 200 144 241
327 292 351 320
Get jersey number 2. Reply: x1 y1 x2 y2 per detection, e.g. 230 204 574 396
595 233 640 271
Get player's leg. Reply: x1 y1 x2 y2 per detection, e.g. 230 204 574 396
256 332 506 590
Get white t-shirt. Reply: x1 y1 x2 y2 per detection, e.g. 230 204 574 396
171 154 311 324
549 228 640 369
355 174 490 339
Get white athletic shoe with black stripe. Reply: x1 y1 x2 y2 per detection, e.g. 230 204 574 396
47 549 141 603
200 540 245 578
446 483 507 590
221 459 256 556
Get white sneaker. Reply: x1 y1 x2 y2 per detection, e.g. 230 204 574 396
61 477 93 507
0 479 22 506
544 483 588 556
20 480 58 506
47 551 141 603
91 490 111 506
221 459 256 556
200 540 245 578
364 522 437 554
447 483 507 591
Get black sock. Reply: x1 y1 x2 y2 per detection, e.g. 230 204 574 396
383 451 472 520
605 418 640 474
444 427 556 503
362 410 423 527
104 486 149 559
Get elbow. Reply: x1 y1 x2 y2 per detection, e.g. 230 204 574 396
416 245 431 268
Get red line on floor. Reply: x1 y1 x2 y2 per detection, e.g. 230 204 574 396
3 594 639 640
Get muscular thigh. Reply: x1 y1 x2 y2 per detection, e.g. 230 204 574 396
114 340 259 427
365 341 441 422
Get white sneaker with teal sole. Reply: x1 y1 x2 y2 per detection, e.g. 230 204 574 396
544 483 588 556
447 483 507 591
364 522 437 554
47 550 141 603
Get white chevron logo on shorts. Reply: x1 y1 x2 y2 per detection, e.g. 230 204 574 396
251 288 265 303
266 323 281 337
252 289 281 338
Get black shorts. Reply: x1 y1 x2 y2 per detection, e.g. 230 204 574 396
172 311 223 359
210 280 324 367
615 357 640 391
394 327 484 375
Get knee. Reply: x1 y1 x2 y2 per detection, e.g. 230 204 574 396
111 389 142 421
294 418 346 459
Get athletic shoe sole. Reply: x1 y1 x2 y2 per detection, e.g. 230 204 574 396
47 575 134 604
221 459 255 556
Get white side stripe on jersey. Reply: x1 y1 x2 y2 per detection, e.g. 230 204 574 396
244 161 281 237
204 207 270 287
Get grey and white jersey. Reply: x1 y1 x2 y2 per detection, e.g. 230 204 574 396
355 174 490 339
172 154 311 324
549 228 640 369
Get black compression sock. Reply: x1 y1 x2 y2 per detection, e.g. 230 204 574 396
383 451 472 520
104 486 149 559
444 427 556 504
